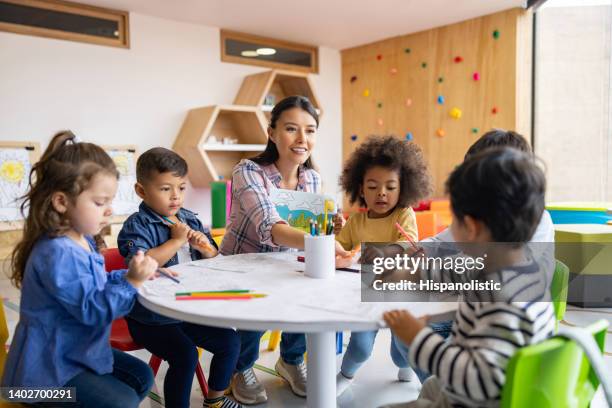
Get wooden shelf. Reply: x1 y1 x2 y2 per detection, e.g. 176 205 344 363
234 69 322 116
202 144 267 151
173 105 268 186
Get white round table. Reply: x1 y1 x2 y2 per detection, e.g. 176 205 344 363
138 252 456 408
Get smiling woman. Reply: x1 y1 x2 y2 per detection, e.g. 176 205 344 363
218 95 348 405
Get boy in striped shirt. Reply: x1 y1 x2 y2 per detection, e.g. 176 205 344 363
382 148 555 407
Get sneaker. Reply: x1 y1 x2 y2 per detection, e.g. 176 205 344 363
397 367 414 382
275 358 307 397
230 368 268 405
203 395 243 408
336 372 354 397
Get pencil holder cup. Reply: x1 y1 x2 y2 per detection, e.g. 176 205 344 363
304 234 336 279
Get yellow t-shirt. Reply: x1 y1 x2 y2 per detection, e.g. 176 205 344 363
336 207 418 251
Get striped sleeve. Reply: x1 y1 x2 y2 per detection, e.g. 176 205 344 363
410 302 552 403
231 161 287 247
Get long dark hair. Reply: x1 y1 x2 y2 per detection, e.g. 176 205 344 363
250 95 319 168
10 131 118 288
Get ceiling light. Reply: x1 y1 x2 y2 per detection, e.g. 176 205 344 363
256 48 276 56
241 50 258 57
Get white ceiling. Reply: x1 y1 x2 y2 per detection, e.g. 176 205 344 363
79 0 526 49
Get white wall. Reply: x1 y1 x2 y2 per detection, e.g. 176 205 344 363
0 13 342 225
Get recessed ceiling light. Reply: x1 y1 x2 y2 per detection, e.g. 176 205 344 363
256 48 276 56
241 50 258 57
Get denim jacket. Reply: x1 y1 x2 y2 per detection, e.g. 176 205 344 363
118 202 217 325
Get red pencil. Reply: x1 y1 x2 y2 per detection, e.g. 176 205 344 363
394 222 420 251
175 296 254 301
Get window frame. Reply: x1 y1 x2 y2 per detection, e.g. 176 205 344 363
0 0 130 49
220 29 318 74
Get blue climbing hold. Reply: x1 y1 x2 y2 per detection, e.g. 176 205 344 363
437 95 445 105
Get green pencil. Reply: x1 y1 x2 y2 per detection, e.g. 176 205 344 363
175 289 251 296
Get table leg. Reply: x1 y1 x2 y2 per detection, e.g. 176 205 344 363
306 331 336 408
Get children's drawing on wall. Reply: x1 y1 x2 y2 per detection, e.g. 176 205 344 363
0 146 34 223
106 148 141 216
270 189 337 233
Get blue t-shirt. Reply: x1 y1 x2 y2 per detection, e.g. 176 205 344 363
118 202 217 325
1 235 136 388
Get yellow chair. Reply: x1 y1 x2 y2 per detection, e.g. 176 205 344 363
0 301 7 382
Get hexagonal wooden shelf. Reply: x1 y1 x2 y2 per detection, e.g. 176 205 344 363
234 69 322 117
173 105 268 187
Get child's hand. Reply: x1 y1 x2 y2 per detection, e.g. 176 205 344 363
126 251 158 288
334 241 350 258
383 310 428 345
154 267 179 280
170 222 191 243
189 231 218 258
333 212 345 235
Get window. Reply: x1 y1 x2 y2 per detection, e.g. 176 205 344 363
0 0 129 48
221 30 318 74
534 0 612 201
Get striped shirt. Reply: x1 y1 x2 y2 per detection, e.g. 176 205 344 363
220 159 321 255
410 251 555 407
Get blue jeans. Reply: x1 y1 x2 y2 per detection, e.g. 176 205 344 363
340 330 408 378
33 349 153 408
396 320 453 384
127 318 240 408
236 330 305 371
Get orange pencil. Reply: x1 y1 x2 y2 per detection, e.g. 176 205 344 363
394 222 420 252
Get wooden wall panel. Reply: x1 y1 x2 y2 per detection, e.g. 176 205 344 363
341 8 532 204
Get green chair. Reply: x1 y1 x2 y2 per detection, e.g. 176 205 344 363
551 260 570 329
501 319 608 408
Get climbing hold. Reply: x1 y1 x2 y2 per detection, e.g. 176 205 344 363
454 56 463 63
449 107 462 119
471 127 479 134
350 134 358 141
437 95 445 105
350 75 357 83
390 67 398 75
492 106 499 115
436 128 446 137
405 132 413 141
363 89 370 97
404 48 411 54
493 29 500 39
377 102 383 108
405 98 412 107
438 77 444 83
421 62 427 68
376 54 383 61
377 118 384 126
473 72 480 81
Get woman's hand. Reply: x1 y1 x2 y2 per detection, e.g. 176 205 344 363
333 212 346 235
126 251 158 288
383 310 428 345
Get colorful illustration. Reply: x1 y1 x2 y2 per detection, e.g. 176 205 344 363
106 149 140 215
0 148 32 222
270 189 337 233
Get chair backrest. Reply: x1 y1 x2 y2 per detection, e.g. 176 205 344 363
0 302 8 381
101 248 126 273
501 319 608 408
551 260 570 322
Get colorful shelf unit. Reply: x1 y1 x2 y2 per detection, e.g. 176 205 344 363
173 105 268 187
233 69 322 117
546 202 612 225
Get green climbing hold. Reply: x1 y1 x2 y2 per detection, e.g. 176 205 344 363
377 102 383 108
438 77 444 83
493 29 500 39
405 48 411 54
421 62 427 68
471 127 479 134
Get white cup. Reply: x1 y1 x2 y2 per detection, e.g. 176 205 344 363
304 234 336 279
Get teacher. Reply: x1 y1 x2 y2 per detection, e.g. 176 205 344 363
220 95 347 404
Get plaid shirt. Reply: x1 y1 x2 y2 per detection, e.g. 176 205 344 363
220 159 321 255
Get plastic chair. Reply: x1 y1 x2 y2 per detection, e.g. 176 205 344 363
415 211 438 240
267 330 344 355
501 319 608 408
551 260 570 329
101 248 209 397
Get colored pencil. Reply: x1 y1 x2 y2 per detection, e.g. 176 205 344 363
176 290 252 295
175 294 267 301
394 222 420 251
157 268 180 283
